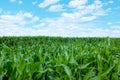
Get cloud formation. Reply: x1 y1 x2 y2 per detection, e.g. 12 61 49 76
61 0 106 22
48 4 64 12
38 0 59 8
0 0 120 37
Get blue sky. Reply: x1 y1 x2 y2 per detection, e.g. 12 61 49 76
0 0 120 37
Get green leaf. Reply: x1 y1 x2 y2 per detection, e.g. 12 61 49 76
69 56 78 65
78 62 91 70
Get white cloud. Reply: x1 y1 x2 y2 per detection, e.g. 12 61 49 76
68 0 87 8
80 16 96 22
38 0 59 8
0 11 39 29
24 13 33 18
0 12 120 37
110 26 120 30
0 11 41 36
48 4 64 12
27 17 120 37
0 26 42 36
61 0 106 22
31 16 39 22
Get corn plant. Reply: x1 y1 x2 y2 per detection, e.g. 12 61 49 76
0 36 120 80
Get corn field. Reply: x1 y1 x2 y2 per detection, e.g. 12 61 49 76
0 36 120 80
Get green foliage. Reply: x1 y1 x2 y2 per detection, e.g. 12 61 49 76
0 36 120 80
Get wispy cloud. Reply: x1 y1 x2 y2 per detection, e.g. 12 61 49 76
38 0 59 8
9 0 23 4
0 11 39 32
61 0 106 22
68 0 87 8
48 4 65 12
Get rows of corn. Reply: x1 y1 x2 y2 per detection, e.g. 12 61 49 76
0 36 120 80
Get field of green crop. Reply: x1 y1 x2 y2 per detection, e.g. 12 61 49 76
0 36 120 80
